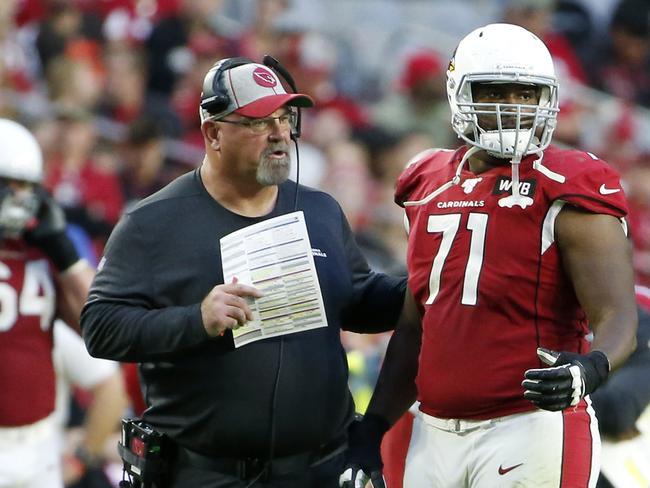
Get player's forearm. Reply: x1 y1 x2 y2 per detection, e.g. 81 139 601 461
366 292 421 425
590 308 637 370
583 236 638 370
56 261 95 332
366 322 420 425
82 373 129 456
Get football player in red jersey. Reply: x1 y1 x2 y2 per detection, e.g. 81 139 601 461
340 23 638 488
0 119 95 488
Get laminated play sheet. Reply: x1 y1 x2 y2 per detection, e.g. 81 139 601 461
220 211 328 347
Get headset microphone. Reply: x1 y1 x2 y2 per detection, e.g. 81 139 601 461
261 55 303 211
262 55 295 89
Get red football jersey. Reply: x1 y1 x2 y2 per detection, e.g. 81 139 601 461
0 241 58 426
396 145 628 419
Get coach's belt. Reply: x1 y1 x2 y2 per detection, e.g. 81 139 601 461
176 435 347 481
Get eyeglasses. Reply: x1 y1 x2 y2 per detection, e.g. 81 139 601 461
215 112 297 134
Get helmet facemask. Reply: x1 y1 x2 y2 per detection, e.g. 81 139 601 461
0 181 40 239
446 23 560 162
0 118 45 240
451 74 559 159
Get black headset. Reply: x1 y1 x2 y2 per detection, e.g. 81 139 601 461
199 57 252 116
200 55 303 140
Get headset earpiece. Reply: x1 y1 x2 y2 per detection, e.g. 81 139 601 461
200 57 255 118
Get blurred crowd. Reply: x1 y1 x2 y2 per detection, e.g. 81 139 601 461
2 0 650 484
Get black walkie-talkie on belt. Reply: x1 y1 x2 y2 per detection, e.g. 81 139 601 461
118 419 168 487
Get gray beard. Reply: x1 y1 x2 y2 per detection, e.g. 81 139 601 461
256 150 291 186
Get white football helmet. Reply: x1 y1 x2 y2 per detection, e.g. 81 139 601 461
446 23 559 159
0 119 44 238
0 119 43 184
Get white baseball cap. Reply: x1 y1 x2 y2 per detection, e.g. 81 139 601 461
200 61 314 122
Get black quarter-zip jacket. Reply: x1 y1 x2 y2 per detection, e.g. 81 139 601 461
81 169 406 458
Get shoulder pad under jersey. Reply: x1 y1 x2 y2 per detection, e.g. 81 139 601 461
540 147 628 218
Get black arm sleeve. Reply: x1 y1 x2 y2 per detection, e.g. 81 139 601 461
80 213 208 362
339 207 407 333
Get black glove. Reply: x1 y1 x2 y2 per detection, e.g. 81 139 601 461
522 347 610 411
24 190 80 272
339 413 389 488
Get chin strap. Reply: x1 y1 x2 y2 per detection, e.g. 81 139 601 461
403 146 482 207
532 150 565 183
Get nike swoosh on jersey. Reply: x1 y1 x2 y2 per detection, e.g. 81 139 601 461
599 184 621 195
498 463 524 475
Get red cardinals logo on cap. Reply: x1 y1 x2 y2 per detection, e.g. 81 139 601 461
252 67 277 88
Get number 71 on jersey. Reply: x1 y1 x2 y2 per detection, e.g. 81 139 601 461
426 213 488 306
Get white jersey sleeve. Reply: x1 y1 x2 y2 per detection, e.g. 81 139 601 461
52 320 119 426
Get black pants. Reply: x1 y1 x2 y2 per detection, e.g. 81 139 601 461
168 451 345 488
